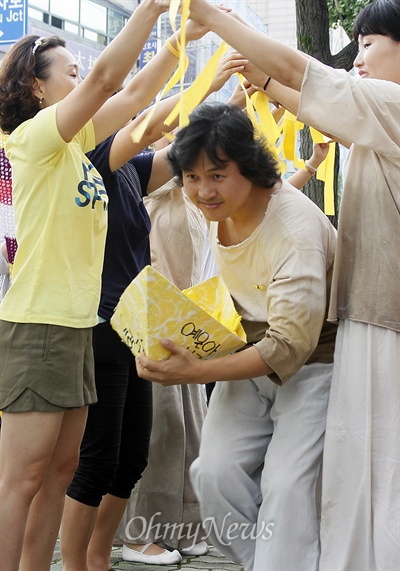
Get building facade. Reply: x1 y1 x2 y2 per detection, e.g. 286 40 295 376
1 0 272 100
247 0 297 47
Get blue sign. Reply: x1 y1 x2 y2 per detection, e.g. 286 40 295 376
139 39 158 69
0 0 27 45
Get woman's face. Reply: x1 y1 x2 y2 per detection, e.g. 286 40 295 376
37 46 81 106
354 34 400 84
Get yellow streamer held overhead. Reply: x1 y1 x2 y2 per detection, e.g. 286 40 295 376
251 90 284 171
275 114 336 216
236 78 281 171
176 0 190 93
168 0 181 32
251 90 281 146
239 75 260 130
131 0 191 143
164 41 230 128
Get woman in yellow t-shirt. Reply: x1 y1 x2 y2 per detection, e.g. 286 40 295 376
0 2 174 569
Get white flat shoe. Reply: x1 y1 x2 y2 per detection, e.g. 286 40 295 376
180 540 209 556
122 543 182 564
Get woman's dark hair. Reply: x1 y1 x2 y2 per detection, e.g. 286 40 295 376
0 35 66 133
353 0 400 42
168 101 281 189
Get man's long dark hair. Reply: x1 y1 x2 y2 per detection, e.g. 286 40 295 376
168 101 281 189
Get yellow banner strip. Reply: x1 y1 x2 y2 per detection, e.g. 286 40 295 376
164 40 230 128
310 127 336 215
131 0 190 143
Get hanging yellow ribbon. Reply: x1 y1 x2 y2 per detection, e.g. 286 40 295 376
168 0 190 94
251 91 281 147
250 89 285 172
131 0 191 143
164 40 230 128
233 78 284 172
274 113 336 215
309 127 336 215
168 0 181 32
280 111 305 169
238 76 262 133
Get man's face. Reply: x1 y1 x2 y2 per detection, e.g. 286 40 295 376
182 149 253 223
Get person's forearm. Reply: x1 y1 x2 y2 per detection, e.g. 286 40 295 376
96 25 204 134
288 166 315 190
90 0 165 94
189 2 307 92
109 91 182 172
99 41 180 132
265 80 300 116
288 151 326 190
122 30 184 105
201 346 273 384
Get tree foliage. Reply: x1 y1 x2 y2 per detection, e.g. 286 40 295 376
327 0 374 38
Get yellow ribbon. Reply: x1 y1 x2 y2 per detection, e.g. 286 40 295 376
164 41 230 128
250 89 284 171
280 111 305 169
278 114 336 215
131 0 191 143
310 127 336 215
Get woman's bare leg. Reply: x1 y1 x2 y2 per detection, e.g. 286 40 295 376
21 406 88 571
0 410 66 571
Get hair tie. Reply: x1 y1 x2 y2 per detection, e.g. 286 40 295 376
32 37 46 55
165 38 180 59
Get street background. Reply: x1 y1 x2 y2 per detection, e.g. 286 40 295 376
51 541 245 571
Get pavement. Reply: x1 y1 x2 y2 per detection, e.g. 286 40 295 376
51 541 244 571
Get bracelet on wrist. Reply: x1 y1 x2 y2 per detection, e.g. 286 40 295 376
165 38 180 58
304 160 318 175
263 77 272 91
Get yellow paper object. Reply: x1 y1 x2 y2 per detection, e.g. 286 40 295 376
110 265 247 361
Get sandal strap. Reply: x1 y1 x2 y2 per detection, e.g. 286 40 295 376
140 543 153 554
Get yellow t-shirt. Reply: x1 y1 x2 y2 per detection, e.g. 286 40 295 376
0 104 108 328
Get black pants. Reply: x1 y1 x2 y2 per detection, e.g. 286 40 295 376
67 321 153 507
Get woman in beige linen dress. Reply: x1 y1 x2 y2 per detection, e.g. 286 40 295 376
115 179 209 561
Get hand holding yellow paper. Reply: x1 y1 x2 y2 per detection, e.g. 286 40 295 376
110 265 247 360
